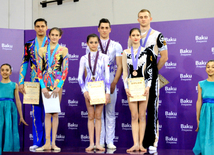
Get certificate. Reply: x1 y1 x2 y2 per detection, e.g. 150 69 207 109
159 74 169 89
128 77 146 102
23 82 40 105
88 81 106 105
42 92 61 113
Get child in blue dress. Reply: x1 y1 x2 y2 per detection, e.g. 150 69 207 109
193 60 214 155
0 63 28 154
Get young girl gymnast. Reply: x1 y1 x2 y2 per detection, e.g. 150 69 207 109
0 63 28 154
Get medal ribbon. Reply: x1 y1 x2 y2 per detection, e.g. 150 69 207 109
47 43 59 68
88 51 99 76
131 46 141 71
34 36 47 58
99 39 110 54
140 28 152 48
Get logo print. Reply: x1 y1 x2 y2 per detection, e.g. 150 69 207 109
165 136 177 144
68 77 78 83
68 123 78 130
68 99 78 106
180 98 192 106
165 111 177 119
164 37 177 45
81 135 89 141
180 124 193 132
81 42 87 49
195 35 208 43
165 62 177 69
180 73 192 81
121 123 132 130
195 60 207 68
180 49 192 56
1 43 13 50
68 53 79 61
165 86 177 94
122 99 128 106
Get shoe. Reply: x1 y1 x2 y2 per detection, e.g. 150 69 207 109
107 143 116 149
100 144 105 148
148 146 157 151
52 146 61 151
107 148 116 154
29 145 38 150
36 145 51 151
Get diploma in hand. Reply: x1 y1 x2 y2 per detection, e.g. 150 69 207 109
23 82 40 105
128 77 146 102
42 92 61 113
159 74 169 89
88 81 106 105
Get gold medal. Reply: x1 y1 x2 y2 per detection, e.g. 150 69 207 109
132 70 138 76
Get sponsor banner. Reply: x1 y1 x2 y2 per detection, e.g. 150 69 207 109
121 123 132 130
81 111 88 118
180 124 193 132
180 73 192 81
68 122 78 130
165 86 177 94
68 76 78 83
165 62 177 69
195 60 207 68
1 43 13 50
180 98 193 106
81 135 89 142
180 49 192 56
3 17 213 150
58 112 65 118
56 134 65 141
195 35 208 43
164 37 177 45
68 99 79 106
165 111 177 119
165 136 178 144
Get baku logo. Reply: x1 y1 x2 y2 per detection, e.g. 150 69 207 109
195 35 208 43
180 49 192 56
165 136 177 144
164 37 176 45
165 62 177 69
195 60 207 68
180 73 192 81
180 124 193 132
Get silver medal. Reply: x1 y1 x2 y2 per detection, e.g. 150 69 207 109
48 67 53 74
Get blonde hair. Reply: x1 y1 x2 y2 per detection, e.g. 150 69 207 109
138 9 151 17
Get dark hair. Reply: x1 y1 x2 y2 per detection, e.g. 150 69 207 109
87 34 99 43
206 60 214 66
1 63 12 71
49 27 63 36
34 18 47 26
98 18 111 28
129 28 141 36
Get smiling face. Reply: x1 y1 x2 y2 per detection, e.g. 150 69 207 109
34 21 48 37
87 37 99 52
206 61 214 76
49 29 61 44
1 65 12 80
98 23 111 40
129 29 141 45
